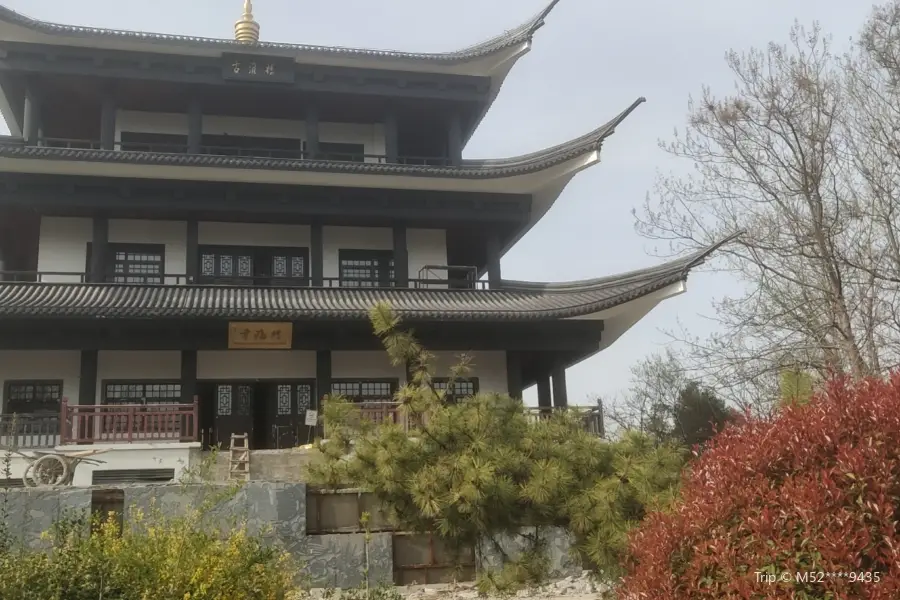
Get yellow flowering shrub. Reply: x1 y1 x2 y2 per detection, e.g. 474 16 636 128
0 503 304 600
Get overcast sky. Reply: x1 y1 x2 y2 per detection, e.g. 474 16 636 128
3 0 874 404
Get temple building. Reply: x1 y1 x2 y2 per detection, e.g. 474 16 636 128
0 1 725 485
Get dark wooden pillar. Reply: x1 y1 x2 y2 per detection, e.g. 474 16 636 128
23 82 41 146
89 216 109 283
315 349 332 420
485 230 502 289
100 87 117 151
79 350 98 406
185 218 198 282
552 365 568 408
447 112 463 166
536 375 552 410
187 96 203 154
393 225 409 287
180 350 197 405
311 223 323 286
506 351 523 400
384 109 399 163
305 105 320 158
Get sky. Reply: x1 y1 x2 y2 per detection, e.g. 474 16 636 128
2 0 875 405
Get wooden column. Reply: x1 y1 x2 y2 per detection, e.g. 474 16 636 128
311 223 324 286
187 97 203 154
89 217 109 283
552 365 568 408
180 350 197 405
485 230 502 289
305 104 320 158
100 87 117 151
506 351 523 400
185 218 199 282
78 350 98 405
393 225 409 287
315 350 332 435
23 82 41 146
384 109 399 163
447 112 463 166
536 375 552 410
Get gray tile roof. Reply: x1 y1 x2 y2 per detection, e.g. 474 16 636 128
0 97 644 179
0 1 560 65
0 237 735 321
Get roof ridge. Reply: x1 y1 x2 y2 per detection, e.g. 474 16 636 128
0 1 563 64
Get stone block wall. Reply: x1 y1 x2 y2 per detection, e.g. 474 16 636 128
1 483 582 588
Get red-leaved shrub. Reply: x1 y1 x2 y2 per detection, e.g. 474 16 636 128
619 374 900 600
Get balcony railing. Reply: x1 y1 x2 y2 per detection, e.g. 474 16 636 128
61 399 199 444
0 136 455 167
0 271 492 290
328 402 605 437
0 413 60 449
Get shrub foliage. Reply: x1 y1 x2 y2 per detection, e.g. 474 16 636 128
308 304 685 590
620 374 900 599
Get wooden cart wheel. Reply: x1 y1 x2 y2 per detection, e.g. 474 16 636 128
32 454 70 486
22 462 37 488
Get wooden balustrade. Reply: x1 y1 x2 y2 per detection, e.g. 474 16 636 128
0 413 60 449
61 399 199 444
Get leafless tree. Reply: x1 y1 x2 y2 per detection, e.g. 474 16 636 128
635 6 900 413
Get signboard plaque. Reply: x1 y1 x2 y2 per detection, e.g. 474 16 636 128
228 322 293 349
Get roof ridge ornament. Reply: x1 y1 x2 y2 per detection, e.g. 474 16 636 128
234 0 260 44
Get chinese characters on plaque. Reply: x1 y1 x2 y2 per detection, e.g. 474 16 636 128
221 55 295 84
228 322 293 349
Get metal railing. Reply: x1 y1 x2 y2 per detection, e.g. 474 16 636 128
2 136 455 167
328 402 605 437
0 271 492 290
61 399 199 444
0 413 60 449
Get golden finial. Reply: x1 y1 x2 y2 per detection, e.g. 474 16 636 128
234 0 260 44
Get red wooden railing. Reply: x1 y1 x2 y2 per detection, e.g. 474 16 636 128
61 398 199 444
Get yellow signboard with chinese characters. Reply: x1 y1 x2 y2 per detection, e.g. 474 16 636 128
228 322 293 350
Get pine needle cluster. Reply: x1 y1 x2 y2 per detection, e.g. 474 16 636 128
306 303 686 588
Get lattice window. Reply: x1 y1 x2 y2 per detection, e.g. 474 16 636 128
198 246 308 286
104 382 181 405
4 381 62 414
432 378 479 403
277 385 292 416
331 380 396 401
87 243 165 284
338 250 395 288
297 384 312 413
236 385 253 416
216 385 232 416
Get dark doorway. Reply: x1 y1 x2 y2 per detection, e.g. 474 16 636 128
266 381 316 449
209 382 256 449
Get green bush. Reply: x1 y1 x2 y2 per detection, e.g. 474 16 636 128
308 304 686 591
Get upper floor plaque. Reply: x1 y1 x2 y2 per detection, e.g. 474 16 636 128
222 54 296 84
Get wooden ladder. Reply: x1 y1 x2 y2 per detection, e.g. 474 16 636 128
228 433 250 481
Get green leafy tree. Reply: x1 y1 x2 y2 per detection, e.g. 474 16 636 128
308 303 686 590
672 381 733 449
778 367 815 407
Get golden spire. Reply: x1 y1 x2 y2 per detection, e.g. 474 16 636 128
234 0 260 44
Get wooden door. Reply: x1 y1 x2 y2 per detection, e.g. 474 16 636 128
268 382 314 449
214 383 254 448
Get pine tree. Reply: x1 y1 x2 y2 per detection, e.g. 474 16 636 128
307 303 686 588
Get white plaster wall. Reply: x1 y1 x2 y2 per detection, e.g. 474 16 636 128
116 110 385 160
96 351 182 403
2 445 199 487
430 351 508 395
37 217 92 283
196 351 316 380
332 351 407 382
322 226 393 280
109 219 187 282
198 222 311 248
407 228 448 282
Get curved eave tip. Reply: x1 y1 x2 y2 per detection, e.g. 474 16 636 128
685 231 745 271
529 0 564 35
